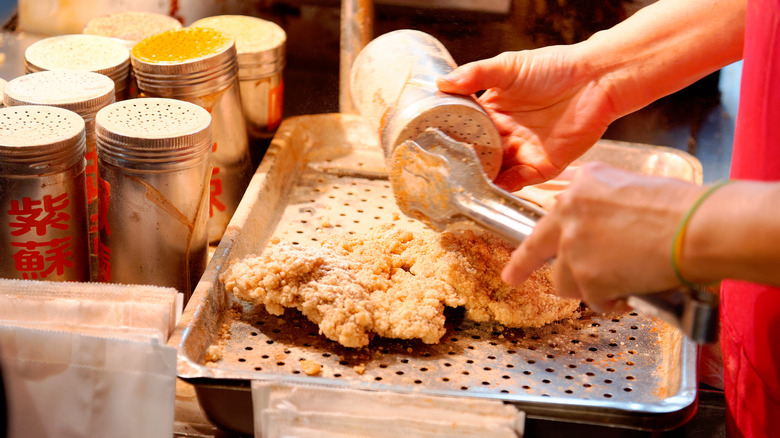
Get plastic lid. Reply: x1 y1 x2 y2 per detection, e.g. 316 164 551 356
3 71 115 117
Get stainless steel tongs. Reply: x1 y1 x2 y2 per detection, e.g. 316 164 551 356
388 128 719 344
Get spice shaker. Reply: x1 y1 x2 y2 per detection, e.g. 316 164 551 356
4 70 115 281
190 15 286 140
83 11 183 45
350 29 503 180
131 27 253 244
0 105 89 281
24 34 131 102
95 98 212 301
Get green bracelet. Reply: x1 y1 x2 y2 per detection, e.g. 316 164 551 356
671 180 733 288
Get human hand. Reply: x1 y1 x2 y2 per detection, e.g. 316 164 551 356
501 162 703 313
437 46 618 191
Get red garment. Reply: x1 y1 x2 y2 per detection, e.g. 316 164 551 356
722 0 780 435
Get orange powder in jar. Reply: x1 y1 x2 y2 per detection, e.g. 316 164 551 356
132 27 233 63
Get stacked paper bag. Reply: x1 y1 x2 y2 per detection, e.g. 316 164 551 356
252 382 525 438
0 279 181 438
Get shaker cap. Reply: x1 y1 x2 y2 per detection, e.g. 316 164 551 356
83 11 182 44
96 97 211 155
3 70 115 117
0 105 86 170
25 34 130 75
189 15 285 67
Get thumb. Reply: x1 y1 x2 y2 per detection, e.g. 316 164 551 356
436 52 520 95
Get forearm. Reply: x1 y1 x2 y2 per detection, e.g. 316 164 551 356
577 0 746 120
682 181 780 286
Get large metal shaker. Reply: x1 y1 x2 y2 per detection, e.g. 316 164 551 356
95 98 212 302
131 27 253 244
190 15 287 141
3 70 116 282
0 105 89 282
350 29 503 180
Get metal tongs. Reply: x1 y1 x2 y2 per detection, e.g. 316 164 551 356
388 128 719 344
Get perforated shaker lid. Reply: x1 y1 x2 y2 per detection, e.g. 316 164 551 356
0 105 86 171
83 11 183 44
3 71 115 118
25 34 130 77
95 97 211 163
189 15 285 66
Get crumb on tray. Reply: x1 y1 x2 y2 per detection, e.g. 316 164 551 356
300 359 322 376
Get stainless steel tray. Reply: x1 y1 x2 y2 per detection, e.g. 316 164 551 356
169 113 703 435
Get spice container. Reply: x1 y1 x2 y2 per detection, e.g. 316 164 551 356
350 29 503 180
95 98 211 301
24 34 131 102
190 15 286 140
83 11 183 45
0 105 88 282
4 70 115 281
131 27 253 244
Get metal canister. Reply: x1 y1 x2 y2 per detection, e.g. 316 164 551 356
24 34 131 101
131 27 253 244
189 15 286 140
95 98 211 301
0 105 88 281
350 29 503 180
3 70 115 281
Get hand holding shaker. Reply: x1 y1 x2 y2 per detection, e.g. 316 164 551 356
95 98 212 302
0 105 89 281
131 27 254 244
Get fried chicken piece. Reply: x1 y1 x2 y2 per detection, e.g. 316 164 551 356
221 224 579 348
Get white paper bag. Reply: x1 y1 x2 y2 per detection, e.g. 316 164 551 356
0 326 177 438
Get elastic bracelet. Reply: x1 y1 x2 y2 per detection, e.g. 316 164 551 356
671 180 733 288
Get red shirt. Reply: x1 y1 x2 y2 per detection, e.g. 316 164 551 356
722 0 780 435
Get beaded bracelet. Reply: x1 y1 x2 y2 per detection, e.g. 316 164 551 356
671 180 733 288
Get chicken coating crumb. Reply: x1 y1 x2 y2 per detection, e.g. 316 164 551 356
221 223 579 348
300 360 322 376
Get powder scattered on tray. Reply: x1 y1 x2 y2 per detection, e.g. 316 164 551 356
221 223 580 348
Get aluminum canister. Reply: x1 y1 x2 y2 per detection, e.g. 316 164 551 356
350 29 503 180
0 105 88 281
131 27 253 244
24 34 131 102
95 98 211 301
3 70 115 281
189 15 286 140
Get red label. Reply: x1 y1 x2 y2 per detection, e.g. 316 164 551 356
97 177 112 282
209 167 226 218
85 146 98 204
268 80 284 131
10 236 73 279
8 194 71 236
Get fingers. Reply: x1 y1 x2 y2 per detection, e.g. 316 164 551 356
494 165 547 191
436 53 520 96
501 214 560 285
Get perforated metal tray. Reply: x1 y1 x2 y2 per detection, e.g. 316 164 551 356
170 113 703 435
